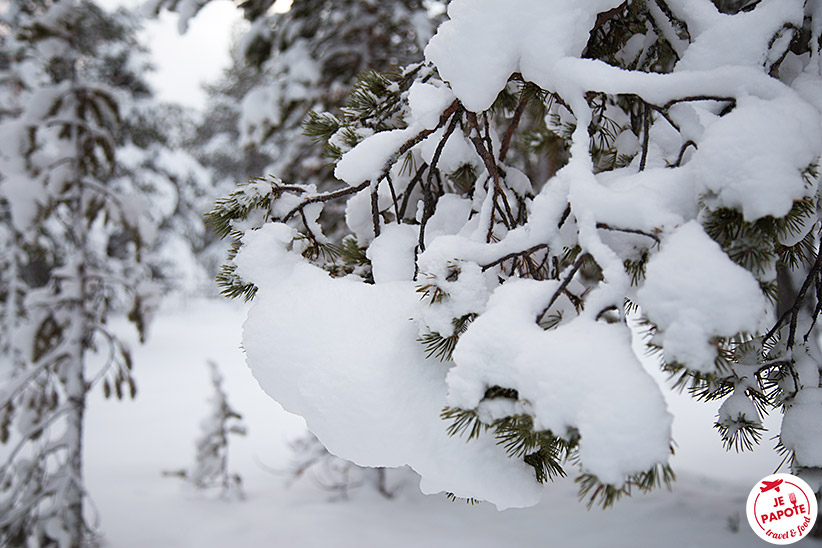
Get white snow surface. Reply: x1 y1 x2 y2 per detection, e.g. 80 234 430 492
71 298 785 547
674 0 804 72
366 223 418 283
335 129 413 186
407 81 455 130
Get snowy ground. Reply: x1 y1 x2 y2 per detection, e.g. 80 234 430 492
84 297 813 547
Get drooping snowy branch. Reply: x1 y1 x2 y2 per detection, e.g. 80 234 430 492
210 0 822 508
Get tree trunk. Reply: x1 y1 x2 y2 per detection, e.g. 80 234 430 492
64 352 86 548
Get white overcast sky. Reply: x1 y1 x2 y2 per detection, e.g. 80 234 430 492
98 0 292 110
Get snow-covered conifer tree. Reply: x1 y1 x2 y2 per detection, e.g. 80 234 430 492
0 2 158 545
165 361 247 500
209 0 822 510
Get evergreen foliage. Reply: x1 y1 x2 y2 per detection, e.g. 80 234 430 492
209 0 822 510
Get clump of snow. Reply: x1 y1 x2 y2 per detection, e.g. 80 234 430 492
425 0 622 112
422 194 473 243
415 258 491 338
335 129 413 186
636 222 769 372
717 389 760 427
367 224 418 283
573 167 697 235
449 279 672 485
236 224 542 509
674 0 804 72
692 95 821 221
407 81 455 130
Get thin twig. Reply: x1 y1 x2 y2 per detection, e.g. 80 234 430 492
537 253 591 325
481 244 549 271
385 173 401 222
464 112 516 240
671 140 697 168
398 162 428 220
500 88 531 162
596 223 660 245
763 246 822 348
419 111 462 251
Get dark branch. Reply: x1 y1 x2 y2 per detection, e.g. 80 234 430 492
639 102 651 172
284 101 461 223
596 223 660 245
663 95 736 111
763 245 822 349
371 184 381 238
398 162 428 220
537 253 591 325
419 110 462 251
500 88 531 162
481 244 549 271
671 140 697 168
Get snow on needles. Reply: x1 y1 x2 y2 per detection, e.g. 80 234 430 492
335 81 454 186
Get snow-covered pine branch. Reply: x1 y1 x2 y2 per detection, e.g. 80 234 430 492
210 0 822 510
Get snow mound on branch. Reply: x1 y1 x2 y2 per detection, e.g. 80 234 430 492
574 167 697 235
335 81 455 186
674 0 804 72
367 223 418 283
407 81 455 130
425 0 622 112
636 222 769 372
236 223 542 509
691 95 821 221
335 129 412 185
449 279 672 485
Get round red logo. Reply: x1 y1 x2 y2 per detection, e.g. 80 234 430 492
747 473 818 544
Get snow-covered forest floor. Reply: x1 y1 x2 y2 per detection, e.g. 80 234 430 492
83 297 807 547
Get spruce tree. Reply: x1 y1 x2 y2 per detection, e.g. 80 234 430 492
0 2 158 545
